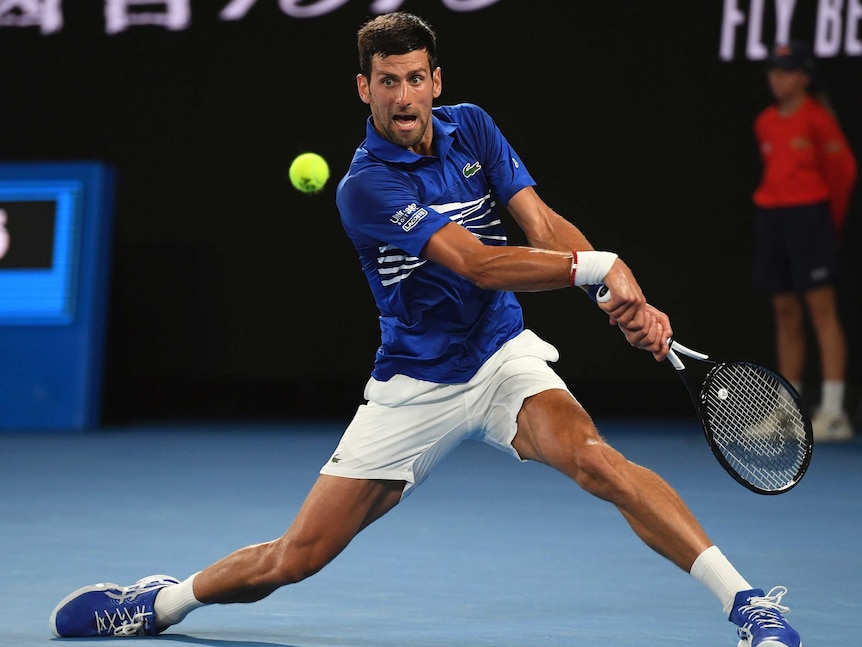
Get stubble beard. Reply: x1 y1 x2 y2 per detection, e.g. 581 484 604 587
380 116 428 151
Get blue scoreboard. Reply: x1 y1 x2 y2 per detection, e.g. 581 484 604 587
0 162 115 431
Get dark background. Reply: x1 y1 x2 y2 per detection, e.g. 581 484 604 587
1 1 860 424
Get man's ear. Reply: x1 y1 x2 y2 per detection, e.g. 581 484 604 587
357 74 371 105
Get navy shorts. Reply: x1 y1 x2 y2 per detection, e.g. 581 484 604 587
752 201 838 294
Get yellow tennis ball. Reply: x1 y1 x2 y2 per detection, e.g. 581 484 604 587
289 152 329 194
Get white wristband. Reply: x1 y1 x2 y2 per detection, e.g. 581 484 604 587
570 250 618 287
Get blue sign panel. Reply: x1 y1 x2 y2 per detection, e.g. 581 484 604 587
0 162 115 430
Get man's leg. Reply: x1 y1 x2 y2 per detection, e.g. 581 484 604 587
192 474 405 604
510 388 801 647
163 475 404 629
510 389 710 570
51 474 405 637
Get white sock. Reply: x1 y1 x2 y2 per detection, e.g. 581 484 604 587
689 546 752 617
154 572 205 631
820 380 845 415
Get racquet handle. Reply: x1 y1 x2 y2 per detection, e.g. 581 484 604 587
666 347 684 370
593 284 611 303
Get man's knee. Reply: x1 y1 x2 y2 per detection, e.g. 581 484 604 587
267 534 334 586
569 439 635 502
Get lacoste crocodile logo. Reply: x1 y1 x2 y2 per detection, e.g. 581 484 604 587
330 454 341 463
462 162 481 178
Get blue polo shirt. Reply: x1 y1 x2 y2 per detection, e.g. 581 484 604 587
336 103 536 383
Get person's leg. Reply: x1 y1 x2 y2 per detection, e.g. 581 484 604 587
477 332 714 576
53 374 473 638
772 292 806 392
803 284 847 385
51 474 405 637
196 475 403 602
784 201 847 427
157 378 482 630
509 388 801 647
803 284 853 440
510 389 710 571
157 474 404 627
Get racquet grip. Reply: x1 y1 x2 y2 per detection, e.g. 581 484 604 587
592 284 611 303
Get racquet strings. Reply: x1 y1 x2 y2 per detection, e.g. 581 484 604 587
702 362 809 492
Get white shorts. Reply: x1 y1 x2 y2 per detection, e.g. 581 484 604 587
319 329 573 498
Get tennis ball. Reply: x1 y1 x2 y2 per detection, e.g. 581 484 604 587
289 152 330 194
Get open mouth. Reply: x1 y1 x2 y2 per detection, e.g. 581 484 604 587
393 114 417 126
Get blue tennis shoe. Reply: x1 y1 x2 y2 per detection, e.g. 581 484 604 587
730 586 802 647
50 575 179 637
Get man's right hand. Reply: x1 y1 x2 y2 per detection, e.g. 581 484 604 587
596 260 672 361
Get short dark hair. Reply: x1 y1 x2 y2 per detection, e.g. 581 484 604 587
357 12 437 78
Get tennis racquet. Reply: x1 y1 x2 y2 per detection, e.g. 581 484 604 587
664 339 813 495
594 286 813 494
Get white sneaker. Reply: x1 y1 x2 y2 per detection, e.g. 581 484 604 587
811 408 854 442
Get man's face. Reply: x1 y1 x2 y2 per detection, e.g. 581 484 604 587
357 49 442 155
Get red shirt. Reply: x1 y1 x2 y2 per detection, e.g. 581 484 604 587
753 95 857 233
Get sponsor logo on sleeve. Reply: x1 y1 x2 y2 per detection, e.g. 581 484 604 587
390 203 428 232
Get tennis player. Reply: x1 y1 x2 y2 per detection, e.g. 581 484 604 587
50 12 803 647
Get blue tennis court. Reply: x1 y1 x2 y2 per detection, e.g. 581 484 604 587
1 419 859 646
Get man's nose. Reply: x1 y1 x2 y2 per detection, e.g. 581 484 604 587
395 82 411 106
